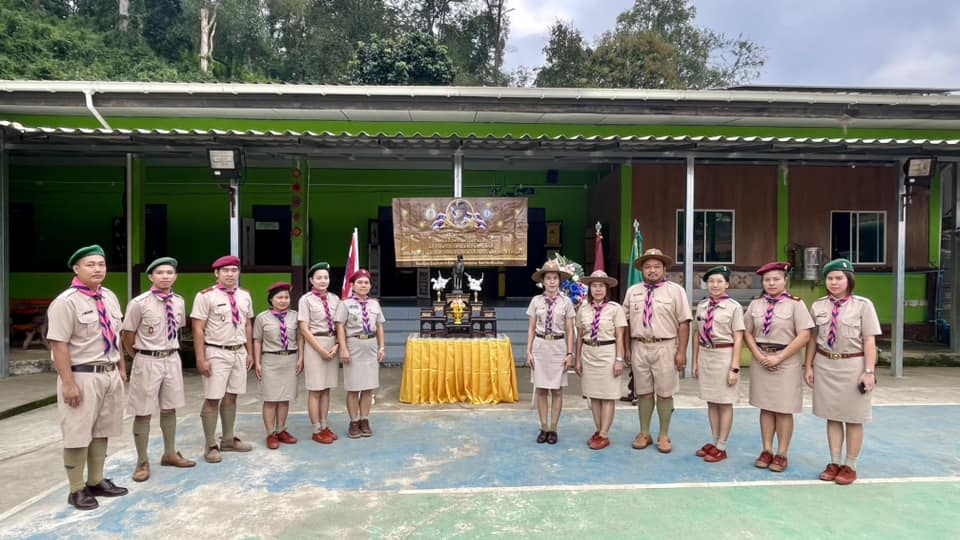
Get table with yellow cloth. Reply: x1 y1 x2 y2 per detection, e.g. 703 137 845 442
400 334 519 404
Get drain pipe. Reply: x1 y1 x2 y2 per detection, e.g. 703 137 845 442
83 88 111 129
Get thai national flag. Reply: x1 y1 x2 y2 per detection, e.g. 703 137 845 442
341 227 360 299
431 213 446 230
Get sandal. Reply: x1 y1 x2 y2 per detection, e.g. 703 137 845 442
657 435 672 454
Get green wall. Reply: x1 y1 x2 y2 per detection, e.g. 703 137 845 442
789 273 928 324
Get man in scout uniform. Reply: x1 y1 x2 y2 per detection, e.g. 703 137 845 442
622 248 692 454
47 245 129 510
122 257 196 482
191 255 256 463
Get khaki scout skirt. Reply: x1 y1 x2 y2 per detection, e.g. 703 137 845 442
343 337 379 392
304 335 339 391
697 346 739 404
531 336 569 389
580 343 619 399
749 351 804 414
258 352 299 402
812 352 871 423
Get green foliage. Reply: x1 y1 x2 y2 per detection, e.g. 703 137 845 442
350 32 455 85
535 22 592 88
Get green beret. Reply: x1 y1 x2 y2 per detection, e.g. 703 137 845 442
702 265 731 282
67 245 105 268
823 258 854 276
146 257 178 274
308 262 331 278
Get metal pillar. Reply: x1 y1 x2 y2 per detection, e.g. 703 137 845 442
125 154 133 303
684 155 695 377
892 160 906 377
453 149 463 198
952 164 960 353
0 133 9 378
230 177 240 257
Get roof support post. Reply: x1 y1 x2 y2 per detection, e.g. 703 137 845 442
125 154 133 303
0 132 9 378
892 160 906 377
951 163 960 354
453 148 463 198
231 177 240 258
684 154 695 377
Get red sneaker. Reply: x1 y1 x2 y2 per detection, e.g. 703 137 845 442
325 427 339 441
819 463 841 481
834 465 858 485
696 443 716 457
769 454 788 472
266 433 280 450
754 450 774 469
703 447 727 462
589 436 611 450
311 427 336 444
276 430 298 445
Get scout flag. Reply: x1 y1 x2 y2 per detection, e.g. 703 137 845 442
341 227 360 299
593 222 605 272
627 222 644 287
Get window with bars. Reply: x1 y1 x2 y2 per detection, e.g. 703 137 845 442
676 210 734 264
830 211 886 264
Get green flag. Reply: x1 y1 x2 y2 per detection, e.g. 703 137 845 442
627 227 644 287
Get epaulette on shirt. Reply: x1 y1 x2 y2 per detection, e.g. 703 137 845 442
200 287 216 294
789 295 802 301
55 288 79 301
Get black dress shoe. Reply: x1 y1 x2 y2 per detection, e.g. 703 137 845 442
546 431 558 445
67 487 99 511
86 478 128 497
536 430 548 444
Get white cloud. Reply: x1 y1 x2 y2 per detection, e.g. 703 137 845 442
508 0 576 39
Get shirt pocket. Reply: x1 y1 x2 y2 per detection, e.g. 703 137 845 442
213 305 232 322
653 297 674 317
839 313 862 338
77 311 100 338
143 315 164 337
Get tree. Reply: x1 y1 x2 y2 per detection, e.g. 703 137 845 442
212 0 271 80
350 32 455 85
198 1 217 74
589 29 682 89
535 21 591 88
144 0 193 62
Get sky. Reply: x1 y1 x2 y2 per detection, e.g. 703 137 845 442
502 0 960 88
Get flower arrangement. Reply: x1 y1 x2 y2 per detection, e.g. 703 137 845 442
537 254 588 307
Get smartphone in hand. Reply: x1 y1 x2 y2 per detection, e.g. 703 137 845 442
858 381 867 394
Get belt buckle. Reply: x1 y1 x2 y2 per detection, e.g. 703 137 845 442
544 334 556 341
589 339 598 346
642 337 655 344
830 352 842 359
357 334 369 340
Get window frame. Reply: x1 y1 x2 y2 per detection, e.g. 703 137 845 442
830 210 887 265
675 208 736 265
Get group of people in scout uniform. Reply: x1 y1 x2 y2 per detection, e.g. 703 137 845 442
526 248 881 486
48 245 387 511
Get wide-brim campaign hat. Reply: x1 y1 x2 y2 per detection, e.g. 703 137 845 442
67 244 105 268
531 260 572 282
581 269 618 288
633 248 674 270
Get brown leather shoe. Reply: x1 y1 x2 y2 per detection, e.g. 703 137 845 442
703 447 727 463
347 421 362 438
696 443 716 458
160 451 196 468
266 433 280 449
312 430 334 444
67 487 98 511
632 432 653 450
754 450 774 469
834 465 858 485
132 461 150 482
819 463 841 481
277 430 298 444
536 430 548 444
589 436 610 450
769 454 789 472
221 437 253 452
359 419 373 437
656 435 672 454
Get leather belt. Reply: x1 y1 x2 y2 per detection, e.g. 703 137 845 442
699 342 734 349
817 347 864 359
632 336 672 343
136 349 178 358
535 333 565 340
71 363 117 373
757 343 786 352
582 339 616 347
206 343 245 351
263 350 297 355
349 334 376 340
312 331 334 337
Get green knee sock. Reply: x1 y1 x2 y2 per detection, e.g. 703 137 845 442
656 397 675 436
637 396 655 434
160 411 177 456
63 448 87 493
86 438 108 486
201 409 219 448
220 403 237 442
132 416 151 464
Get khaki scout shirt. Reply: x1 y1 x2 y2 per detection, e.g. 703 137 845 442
297 292 341 335
526 294 576 335
46 286 123 365
576 301 627 341
810 295 882 353
744 295 815 345
122 290 186 351
254 310 300 351
334 297 385 335
623 281 692 339
693 297 745 344
190 286 255 346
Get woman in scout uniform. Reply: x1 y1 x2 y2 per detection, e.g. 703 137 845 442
805 258 881 486
47 245 128 510
253 282 303 450
335 269 386 438
525 260 577 445
691 265 745 463
122 256 195 483
298 262 341 444
190 255 256 463
574 270 627 450
743 262 814 473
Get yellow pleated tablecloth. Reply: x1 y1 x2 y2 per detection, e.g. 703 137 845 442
400 334 519 404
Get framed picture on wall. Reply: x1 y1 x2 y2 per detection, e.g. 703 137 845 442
546 221 562 247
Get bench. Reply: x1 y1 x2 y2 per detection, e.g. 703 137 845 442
10 298 51 350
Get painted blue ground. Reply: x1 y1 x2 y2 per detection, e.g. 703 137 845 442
2 405 958 539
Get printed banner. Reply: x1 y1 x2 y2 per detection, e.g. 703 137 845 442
392 197 528 267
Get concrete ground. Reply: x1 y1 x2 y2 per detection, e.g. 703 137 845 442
0 354 958 538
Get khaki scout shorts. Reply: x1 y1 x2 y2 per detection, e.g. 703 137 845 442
201 346 248 399
58 370 124 448
127 352 186 416
630 340 680 397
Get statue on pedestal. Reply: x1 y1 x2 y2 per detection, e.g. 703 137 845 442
452 254 465 293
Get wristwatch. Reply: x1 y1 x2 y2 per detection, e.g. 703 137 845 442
729 367 740 373
864 368 875 374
